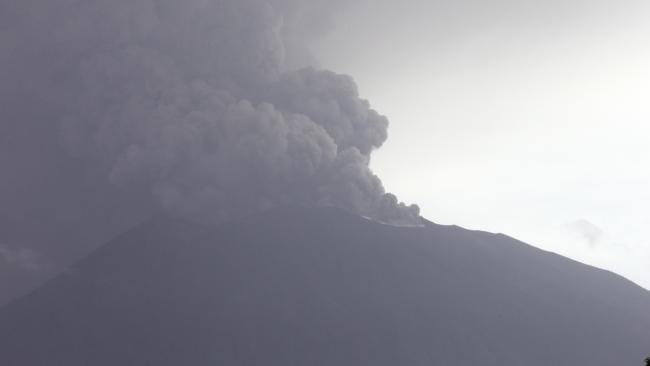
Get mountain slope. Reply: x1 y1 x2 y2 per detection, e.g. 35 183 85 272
0 207 649 365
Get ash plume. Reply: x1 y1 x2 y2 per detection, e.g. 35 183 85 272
0 0 420 228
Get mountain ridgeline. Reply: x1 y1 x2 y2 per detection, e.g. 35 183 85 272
0 207 649 365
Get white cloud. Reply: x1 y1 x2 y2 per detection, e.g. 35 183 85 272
564 220 605 248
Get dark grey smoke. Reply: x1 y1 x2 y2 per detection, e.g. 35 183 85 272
0 0 419 301
1 0 419 221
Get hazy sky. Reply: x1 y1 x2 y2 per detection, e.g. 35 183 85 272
315 0 650 289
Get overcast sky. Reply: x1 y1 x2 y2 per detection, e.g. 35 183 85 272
315 0 650 289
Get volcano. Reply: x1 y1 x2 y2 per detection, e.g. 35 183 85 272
0 206 648 365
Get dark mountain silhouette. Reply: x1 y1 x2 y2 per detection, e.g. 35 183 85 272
0 206 649 365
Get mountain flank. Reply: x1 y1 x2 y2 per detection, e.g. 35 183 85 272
0 206 648 365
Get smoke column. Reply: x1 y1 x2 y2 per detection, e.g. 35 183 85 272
0 0 420 228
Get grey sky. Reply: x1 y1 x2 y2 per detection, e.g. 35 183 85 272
315 0 650 288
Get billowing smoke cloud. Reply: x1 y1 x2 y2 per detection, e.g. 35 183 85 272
0 0 420 229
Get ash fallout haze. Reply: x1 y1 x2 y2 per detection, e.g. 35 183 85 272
0 0 649 364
